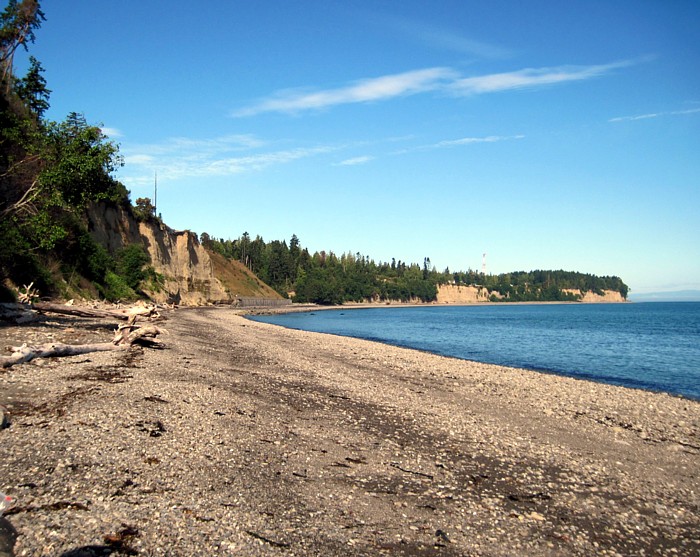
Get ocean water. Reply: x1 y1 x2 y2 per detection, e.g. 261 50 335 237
248 302 700 400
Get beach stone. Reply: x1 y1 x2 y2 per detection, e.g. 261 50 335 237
0 307 699 556
0 517 16 557
0 406 8 429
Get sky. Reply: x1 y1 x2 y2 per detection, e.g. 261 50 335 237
15 1 700 295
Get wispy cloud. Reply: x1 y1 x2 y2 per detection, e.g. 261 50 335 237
450 62 630 96
124 134 266 157
233 67 456 117
233 61 633 117
378 15 511 58
119 134 339 188
336 155 375 166
124 154 155 166
392 134 524 155
186 146 338 177
434 135 525 148
609 107 700 123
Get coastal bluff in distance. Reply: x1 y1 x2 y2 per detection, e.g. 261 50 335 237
83 202 627 308
436 284 626 304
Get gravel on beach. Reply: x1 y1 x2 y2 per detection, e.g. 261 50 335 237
0 306 698 556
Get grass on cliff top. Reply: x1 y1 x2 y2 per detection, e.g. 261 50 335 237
209 252 282 299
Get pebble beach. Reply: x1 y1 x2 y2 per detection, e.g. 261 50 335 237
1 306 699 556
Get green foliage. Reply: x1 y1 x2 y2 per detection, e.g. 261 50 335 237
100 270 136 302
142 266 165 293
294 267 343 305
200 232 442 305
39 112 124 208
1 0 45 84
200 231 629 305
133 196 156 222
116 244 150 291
0 7 135 300
459 269 629 301
14 54 48 116
0 215 52 293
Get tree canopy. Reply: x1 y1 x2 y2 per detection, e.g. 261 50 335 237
200 232 629 304
0 0 147 302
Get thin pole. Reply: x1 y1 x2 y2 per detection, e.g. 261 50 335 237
154 171 158 214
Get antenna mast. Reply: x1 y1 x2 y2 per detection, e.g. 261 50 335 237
154 171 158 214
481 252 487 275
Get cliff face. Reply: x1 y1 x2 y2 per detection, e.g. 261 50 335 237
437 284 626 304
137 224 230 305
565 289 626 303
86 203 280 305
436 285 493 304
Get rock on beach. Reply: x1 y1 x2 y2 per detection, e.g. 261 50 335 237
0 307 698 556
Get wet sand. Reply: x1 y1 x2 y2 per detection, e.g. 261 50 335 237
1 307 698 556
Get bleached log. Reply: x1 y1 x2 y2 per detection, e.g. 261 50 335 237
0 325 165 369
1 341 121 368
0 303 38 324
112 324 166 347
31 302 160 322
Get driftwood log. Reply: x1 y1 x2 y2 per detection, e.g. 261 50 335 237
1 285 166 368
7 284 160 326
0 324 165 369
32 302 159 325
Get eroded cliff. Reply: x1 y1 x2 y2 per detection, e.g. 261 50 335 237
87 203 280 305
437 284 626 304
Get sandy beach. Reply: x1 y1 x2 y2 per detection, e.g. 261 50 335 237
1 306 698 556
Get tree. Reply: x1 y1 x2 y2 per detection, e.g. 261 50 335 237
14 54 48 117
40 112 124 208
133 197 156 221
0 0 44 86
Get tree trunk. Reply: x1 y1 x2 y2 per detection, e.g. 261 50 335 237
32 302 159 323
0 325 164 368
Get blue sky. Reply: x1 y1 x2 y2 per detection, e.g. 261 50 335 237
17 1 700 295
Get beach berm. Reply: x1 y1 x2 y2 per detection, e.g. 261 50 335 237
0 307 698 556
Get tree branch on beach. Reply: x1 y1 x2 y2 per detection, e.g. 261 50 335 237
0 323 166 368
31 300 160 325
1 284 166 368
10 283 161 325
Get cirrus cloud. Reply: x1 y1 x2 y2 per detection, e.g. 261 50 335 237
336 155 375 166
449 61 632 95
232 67 457 117
119 134 340 188
232 61 635 117
609 107 700 123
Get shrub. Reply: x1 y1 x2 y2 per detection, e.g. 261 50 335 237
101 270 136 302
116 245 150 290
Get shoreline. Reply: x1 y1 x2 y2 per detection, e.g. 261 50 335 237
245 302 699 403
1 307 698 555
244 298 632 317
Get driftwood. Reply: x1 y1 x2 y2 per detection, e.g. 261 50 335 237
10 284 160 326
0 303 38 324
2 283 167 368
1 302 160 326
32 301 159 325
0 324 165 369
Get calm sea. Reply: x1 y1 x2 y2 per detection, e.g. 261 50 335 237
249 302 700 400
